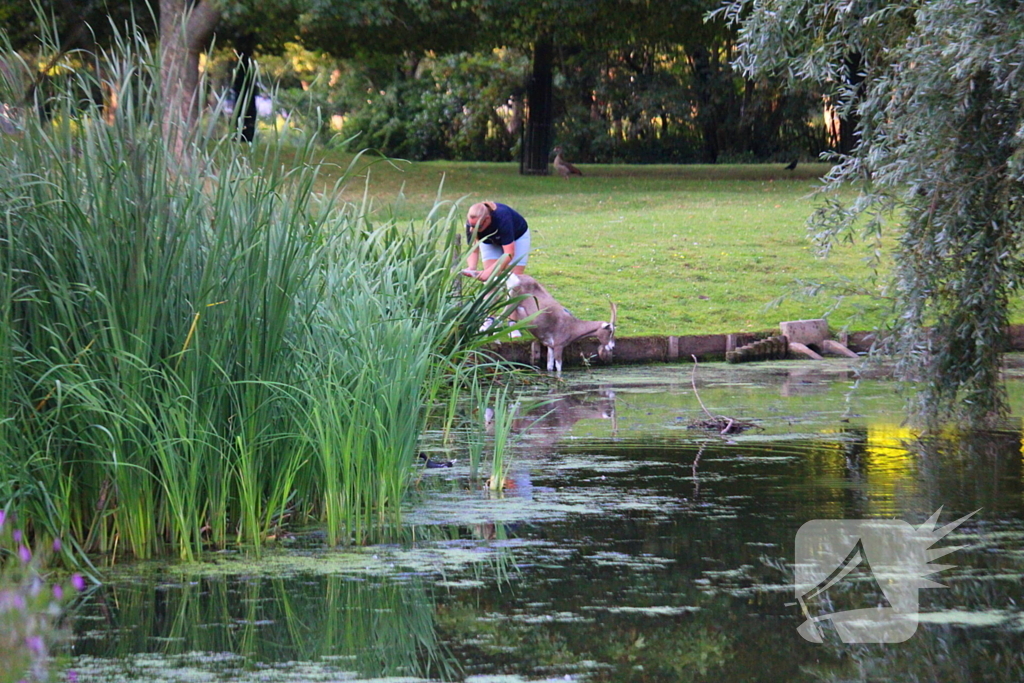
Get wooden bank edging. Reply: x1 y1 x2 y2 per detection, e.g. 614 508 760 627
487 325 1024 368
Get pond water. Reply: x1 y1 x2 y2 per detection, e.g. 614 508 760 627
66 360 1024 682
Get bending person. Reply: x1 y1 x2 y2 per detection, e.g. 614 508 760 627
461 201 531 281
461 201 532 335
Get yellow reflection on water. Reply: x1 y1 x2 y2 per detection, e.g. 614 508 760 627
803 433 849 520
863 425 918 517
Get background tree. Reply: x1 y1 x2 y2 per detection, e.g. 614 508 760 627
477 0 632 174
3 1 830 165
0 0 230 149
159 0 302 151
300 0 480 59
549 0 822 164
721 0 1024 422
299 0 504 156
159 0 220 155
295 0 825 166
299 0 774 170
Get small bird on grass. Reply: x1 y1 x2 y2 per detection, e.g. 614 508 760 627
553 146 583 178
784 159 798 171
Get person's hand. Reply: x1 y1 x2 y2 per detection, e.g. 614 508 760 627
461 269 481 279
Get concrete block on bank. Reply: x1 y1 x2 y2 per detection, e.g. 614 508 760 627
779 319 830 346
680 333 754 359
821 339 859 359
612 335 671 363
779 318 860 359
788 341 824 361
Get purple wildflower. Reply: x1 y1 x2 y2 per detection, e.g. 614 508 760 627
18 545 31 564
52 538 62 553
70 574 86 591
67 671 80 683
0 509 5 528
52 584 64 601
25 635 44 656
13 529 22 543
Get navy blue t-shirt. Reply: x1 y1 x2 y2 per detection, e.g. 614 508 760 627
469 203 529 246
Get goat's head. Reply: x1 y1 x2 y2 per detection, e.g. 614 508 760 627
596 302 617 362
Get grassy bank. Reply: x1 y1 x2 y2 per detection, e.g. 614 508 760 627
270 148 892 337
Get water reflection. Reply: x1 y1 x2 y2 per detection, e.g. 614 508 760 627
779 366 856 397
67 365 1024 682
515 387 618 455
71 573 461 681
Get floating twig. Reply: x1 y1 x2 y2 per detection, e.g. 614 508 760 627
687 355 756 435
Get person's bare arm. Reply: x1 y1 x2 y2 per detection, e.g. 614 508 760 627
461 240 483 278
478 245 514 280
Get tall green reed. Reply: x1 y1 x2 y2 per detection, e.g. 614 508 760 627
0 25 495 561
487 386 519 491
463 368 497 479
300 215 470 545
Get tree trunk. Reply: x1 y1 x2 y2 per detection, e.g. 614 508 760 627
160 0 221 157
688 45 719 164
232 32 258 143
520 36 553 175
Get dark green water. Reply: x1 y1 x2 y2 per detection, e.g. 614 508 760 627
66 361 1024 682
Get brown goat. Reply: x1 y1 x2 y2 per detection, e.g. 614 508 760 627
506 274 616 372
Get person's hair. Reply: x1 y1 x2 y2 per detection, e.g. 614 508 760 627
467 202 493 223
465 202 495 245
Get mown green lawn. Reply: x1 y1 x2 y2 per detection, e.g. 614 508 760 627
270 149 893 337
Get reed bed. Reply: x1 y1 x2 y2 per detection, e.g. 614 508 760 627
0 30 500 562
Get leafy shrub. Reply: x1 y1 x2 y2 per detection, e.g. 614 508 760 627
339 50 528 161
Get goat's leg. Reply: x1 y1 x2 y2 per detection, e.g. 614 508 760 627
546 345 556 372
553 346 564 373
505 304 524 338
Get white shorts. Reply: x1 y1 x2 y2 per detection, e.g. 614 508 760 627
479 229 531 268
